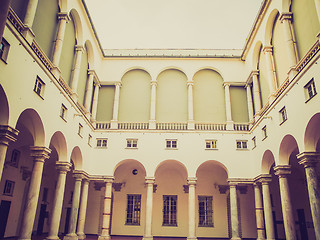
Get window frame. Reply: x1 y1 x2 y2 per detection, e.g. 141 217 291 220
279 107 287 125
236 140 248 150
205 140 217 150
304 78 317 102
166 139 177 149
60 104 67 121
198 196 213 227
262 126 267 140
126 139 138 149
252 136 256 149
96 138 108 148
78 123 83 137
3 180 15 196
0 38 10 63
163 195 178 226
34 76 45 99
126 194 141 225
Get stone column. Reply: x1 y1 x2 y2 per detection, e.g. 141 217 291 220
149 81 157 129
0 0 10 43
52 12 70 67
297 152 320 240
98 178 114 240
229 183 241 240
274 165 296 240
70 45 84 98
19 147 51 240
64 171 85 240
84 70 95 113
245 83 254 122
47 162 72 240
77 178 90 240
91 82 100 121
263 46 277 101
187 177 197 240
224 83 233 130
258 176 275 240
314 0 320 29
187 81 195 130
0 125 19 181
23 0 39 27
251 71 262 114
253 183 265 240
143 177 155 240
110 82 121 129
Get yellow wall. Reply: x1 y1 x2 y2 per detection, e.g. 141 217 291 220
258 48 269 106
118 70 151 122
77 47 88 105
156 70 188 122
230 86 249 123
96 86 115 121
193 70 226 123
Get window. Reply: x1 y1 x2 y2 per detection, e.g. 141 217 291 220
126 194 141 225
34 76 45 98
78 123 83 137
60 104 67 121
163 195 177 226
279 107 287 124
262 126 267 140
166 139 177 149
198 196 213 227
252 137 256 149
0 38 10 62
205 140 217 149
236 140 247 149
96 138 108 148
304 78 317 101
8 149 20 167
126 139 138 148
3 180 15 196
88 134 92 146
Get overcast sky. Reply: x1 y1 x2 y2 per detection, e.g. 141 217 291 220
84 0 262 49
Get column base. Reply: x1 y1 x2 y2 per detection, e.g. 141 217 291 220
63 233 78 240
149 120 156 130
98 235 111 240
142 237 153 240
187 237 197 240
226 121 234 130
46 235 60 240
77 233 86 240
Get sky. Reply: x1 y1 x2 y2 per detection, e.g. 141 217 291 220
84 0 263 50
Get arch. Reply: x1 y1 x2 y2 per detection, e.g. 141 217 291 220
252 41 263 70
0 85 9 125
278 134 299 165
85 40 95 69
122 67 152 79
265 9 280 46
70 146 83 170
261 150 275 174
69 9 83 45
154 159 188 178
113 159 147 177
156 67 187 79
192 67 224 80
49 131 67 162
15 109 45 146
196 160 229 178
304 113 320 151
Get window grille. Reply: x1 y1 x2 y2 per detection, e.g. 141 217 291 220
126 194 141 225
163 195 177 226
198 196 213 227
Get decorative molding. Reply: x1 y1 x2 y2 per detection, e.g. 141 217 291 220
218 185 229 194
113 182 124 192
183 185 189 193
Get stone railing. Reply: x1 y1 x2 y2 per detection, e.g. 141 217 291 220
7 8 24 34
275 77 290 98
58 77 73 97
195 123 226 131
156 122 188 130
31 40 54 71
118 122 149 130
96 122 111 130
234 123 250 131
296 40 320 73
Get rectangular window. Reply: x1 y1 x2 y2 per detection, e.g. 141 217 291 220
78 123 83 137
279 107 287 124
126 194 141 225
236 140 248 149
60 104 67 121
252 137 256 149
163 195 177 226
9 149 20 167
34 76 45 98
304 78 317 101
3 180 15 196
262 126 267 140
0 38 10 62
126 139 138 148
88 134 92 146
198 196 213 227
96 138 108 148
205 140 217 149
166 139 177 149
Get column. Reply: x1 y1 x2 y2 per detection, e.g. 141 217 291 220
258 176 275 240
98 178 114 240
263 46 277 101
187 81 195 130
245 83 254 122
70 45 84 97
253 183 266 240
91 82 100 121
251 71 262 114
84 70 95 113
19 147 51 240
149 81 157 129
77 178 90 240
110 82 121 129
52 12 70 67
23 0 39 27
0 0 10 43
64 171 84 240
314 0 320 28
0 125 19 181
297 152 320 240
187 177 197 240
143 177 155 240
229 183 241 240
224 83 233 130
47 162 72 240
274 165 296 240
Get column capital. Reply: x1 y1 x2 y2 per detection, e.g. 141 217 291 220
254 174 272 184
245 82 252 88
223 82 231 88
297 151 320 168
75 45 84 52
0 125 19 146
187 81 194 86
30 146 51 162
274 165 291 177
104 176 115 184
56 161 72 173
73 170 90 180
279 12 293 23
187 177 197 185
145 177 155 184
115 82 122 87
88 69 96 76
263 45 273 53
151 80 157 86
58 12 70 21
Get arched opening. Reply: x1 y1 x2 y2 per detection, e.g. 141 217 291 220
304 113 320 151
0 85 9 125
